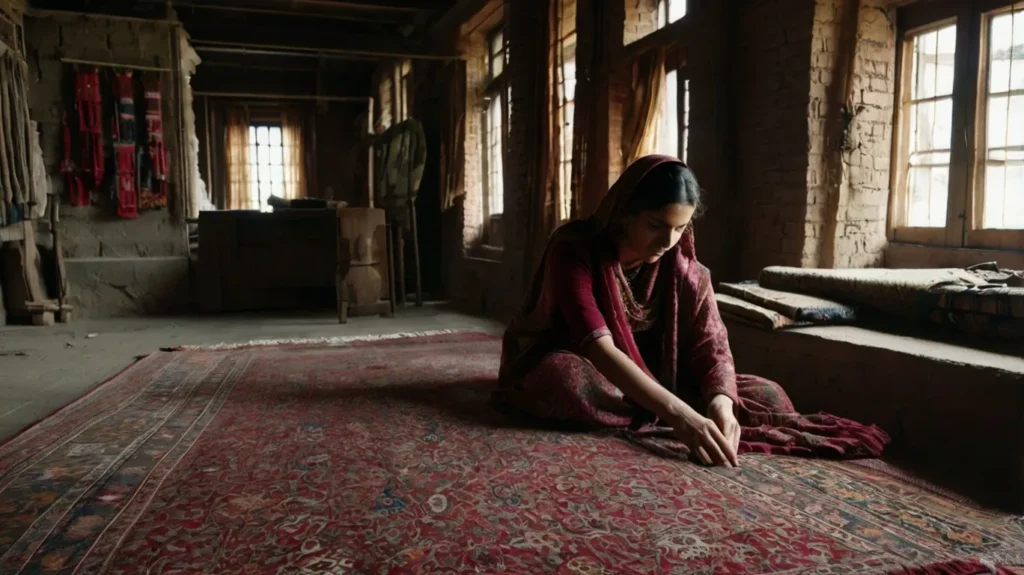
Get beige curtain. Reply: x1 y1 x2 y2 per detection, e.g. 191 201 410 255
280 109 307 200
622 47 666 165
440 60 466 210
224 106 251 210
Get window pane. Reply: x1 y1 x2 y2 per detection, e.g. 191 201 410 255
1005 165 1024 229
256 126 269 145
491 31 504 57
682 79 690 163
269 127 282 146
270 164 283 185
990 13 1014 94
1013 10 1024 90
988 95 1009 149
982 7 1024 229
902 24 956 229
248 144 257 165
668 0 686 24
563 60 577 102
933 98 953 150
984 165 1006 228
928 167 949 226
915 31 938 99
257 145 269 165
907 166 948 227
272 146 284 166
492 52 504 77
248 126 256 140
914 100 936 151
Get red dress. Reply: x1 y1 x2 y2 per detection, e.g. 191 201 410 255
496 155 889 459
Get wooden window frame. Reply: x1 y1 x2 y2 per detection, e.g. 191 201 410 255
247 121 284 212
555 0 578 223
664 49 689 163
889 0 1024 252
482 25 508 243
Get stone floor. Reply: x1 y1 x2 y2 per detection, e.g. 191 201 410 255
0 304 503 442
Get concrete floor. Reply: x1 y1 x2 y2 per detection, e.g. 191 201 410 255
0 305 502 442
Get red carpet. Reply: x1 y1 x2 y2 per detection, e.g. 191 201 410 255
1 332 1022 574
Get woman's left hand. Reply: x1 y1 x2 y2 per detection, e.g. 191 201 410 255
707 395 741 461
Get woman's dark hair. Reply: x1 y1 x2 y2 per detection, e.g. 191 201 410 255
626 162 703 217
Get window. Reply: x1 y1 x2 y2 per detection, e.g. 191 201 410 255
902 24 956 228
981 9 1024 230
656 70 690 163
247 124 285 212
483 27 507 225
657 0 687 29
891 2 1024 250
395 60 412 123
556 0 577 222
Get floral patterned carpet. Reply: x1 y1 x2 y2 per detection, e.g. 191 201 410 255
1 332 1022 574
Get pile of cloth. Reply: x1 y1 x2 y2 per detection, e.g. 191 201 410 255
715 263 1024 341
0 46 42 226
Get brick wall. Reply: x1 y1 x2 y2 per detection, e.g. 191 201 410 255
733 0 895 279
734 0 817 279
441 0 899 316
623 0 659 45
25 14 185 259
461 32 489 250
805 0 895 269
24 13 189 317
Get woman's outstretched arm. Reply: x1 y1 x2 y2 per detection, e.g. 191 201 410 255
548 238 738 466
584 335 738 467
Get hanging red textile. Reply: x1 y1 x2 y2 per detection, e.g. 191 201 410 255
60 112 87 206
112 72 138 219
139 75 167 210
74 68 104 190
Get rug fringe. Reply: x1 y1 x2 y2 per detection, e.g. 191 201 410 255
167 329 477 351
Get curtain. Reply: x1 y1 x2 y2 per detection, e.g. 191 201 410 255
569 0 606 221
622 46 666 165
223 106 251 210
507 0 555 289
439 60 466 211
280 108 307 200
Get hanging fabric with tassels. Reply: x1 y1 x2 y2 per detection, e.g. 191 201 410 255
60 112 86 206
112 72 138 219
74 68 104 192
139 74 167 210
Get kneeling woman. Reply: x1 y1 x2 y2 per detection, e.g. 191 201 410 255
496 155 888 467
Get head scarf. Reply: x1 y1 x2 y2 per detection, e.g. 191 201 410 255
501 154 703 394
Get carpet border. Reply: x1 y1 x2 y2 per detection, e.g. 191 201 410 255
0 354 149 453
165 328 489 351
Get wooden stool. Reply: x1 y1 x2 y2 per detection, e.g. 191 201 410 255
336 207 395 324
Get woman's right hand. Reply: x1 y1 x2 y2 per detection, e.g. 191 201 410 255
667 405 739 468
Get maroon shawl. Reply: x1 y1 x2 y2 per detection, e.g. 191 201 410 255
500 155 889 458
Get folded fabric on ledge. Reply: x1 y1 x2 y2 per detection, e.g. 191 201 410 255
718 281 857 324
715 293 808 331
758 267 990 318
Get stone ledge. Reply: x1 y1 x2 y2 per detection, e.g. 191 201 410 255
726 319 1024 511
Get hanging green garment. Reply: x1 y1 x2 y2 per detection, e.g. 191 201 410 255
373 118 426 225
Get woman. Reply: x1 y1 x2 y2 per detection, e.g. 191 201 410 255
496 155 888 467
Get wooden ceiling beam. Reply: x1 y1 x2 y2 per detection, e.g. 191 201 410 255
172 2 403 23
191 41 462 61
